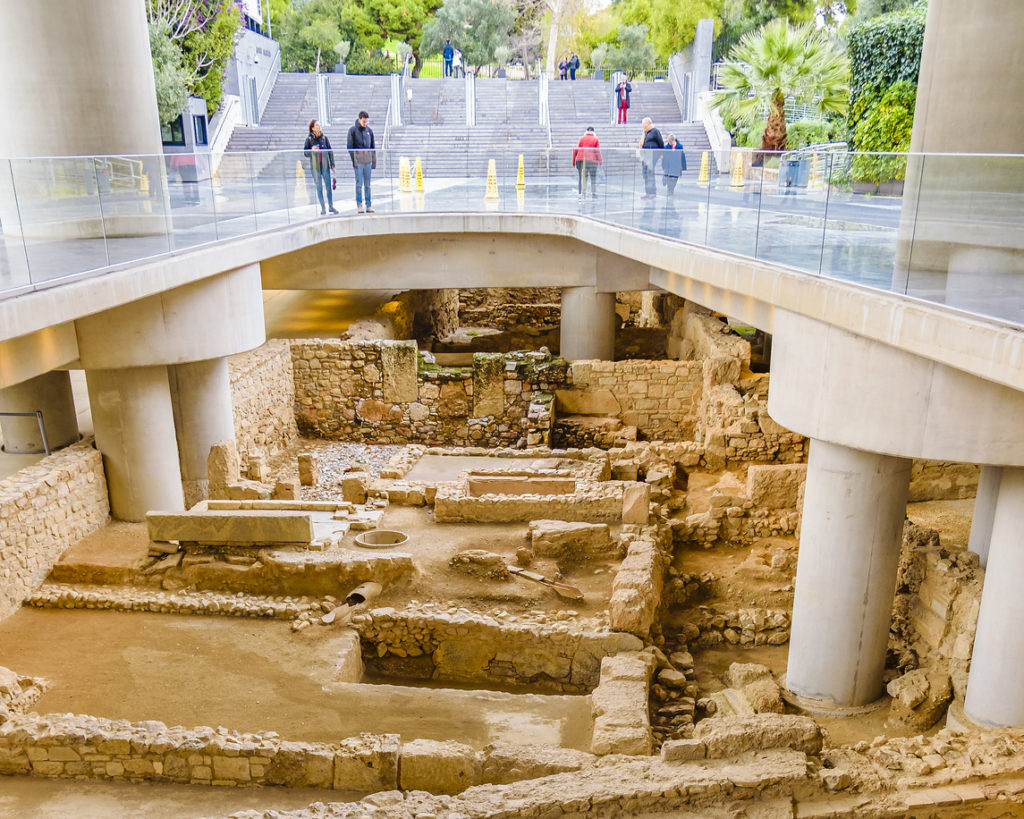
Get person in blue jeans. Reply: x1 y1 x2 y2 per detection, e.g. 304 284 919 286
303 120 338 215
443 40 454 77
347 111 376 213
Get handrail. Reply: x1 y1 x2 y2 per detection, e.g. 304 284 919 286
668 54 687 120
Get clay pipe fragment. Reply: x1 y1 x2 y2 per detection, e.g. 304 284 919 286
322 581 383 625
507 565 585 601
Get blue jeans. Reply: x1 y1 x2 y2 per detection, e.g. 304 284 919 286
311 164 333 210
354 163 372 206
444 59 453 77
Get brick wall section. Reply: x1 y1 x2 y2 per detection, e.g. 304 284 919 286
228 340 299 469
291 340 565 447
0 440 109 620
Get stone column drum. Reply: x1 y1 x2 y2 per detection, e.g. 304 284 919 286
560 286 615 361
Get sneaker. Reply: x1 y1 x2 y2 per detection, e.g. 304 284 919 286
320 207 326 215
357 204 364 213
365 206 375 213
329 207 339 214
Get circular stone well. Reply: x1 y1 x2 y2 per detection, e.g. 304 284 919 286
354 530 409 548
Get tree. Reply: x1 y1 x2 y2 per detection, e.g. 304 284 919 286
353 0 444 76
649 0 719 61
603 23 656 77
711 18 849 153
149 19 189 125
422 0 517 71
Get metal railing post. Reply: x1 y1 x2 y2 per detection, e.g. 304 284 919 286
390 73 402 127
466 72 476 127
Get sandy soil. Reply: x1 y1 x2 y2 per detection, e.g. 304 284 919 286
907 498 974 552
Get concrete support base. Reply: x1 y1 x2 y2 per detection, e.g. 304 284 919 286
169 357 235 508
0 370 79 453
86 366 184 521
963 466 1024 727
967 465 1002 568
786 439 911 708
560 286 615 361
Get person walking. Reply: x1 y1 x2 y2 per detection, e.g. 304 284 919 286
568 52 580 80
572 126 602 199
443 39 454 77
347 110 376 213
615 79 631 124
661 134 686 195
303 119 338 215
639 117 664 199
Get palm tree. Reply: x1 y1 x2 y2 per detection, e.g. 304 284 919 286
711 18 849 154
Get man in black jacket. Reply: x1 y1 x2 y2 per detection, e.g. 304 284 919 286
347 111 376 213
640 117 664 198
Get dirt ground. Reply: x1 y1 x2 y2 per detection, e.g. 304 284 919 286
0 609 591 751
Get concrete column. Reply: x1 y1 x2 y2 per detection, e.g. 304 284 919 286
967 465 1002 568
560 286 615 361
86 366 184 522
0 370 79 454
786 439 912 708
963 467 1024 727
169 357 236 508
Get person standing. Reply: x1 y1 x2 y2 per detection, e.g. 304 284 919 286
568 52 580 80
443 39 454 77
615 79 631 124
572 125 602 198
347 110 376 213
559 56 568 80
661 134 686 195
639 117 664 199
452 48 463 78
303 119 338 215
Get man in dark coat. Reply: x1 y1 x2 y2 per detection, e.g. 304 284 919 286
568 53 580 80
615 79 631 124
661 134 687 195
347 111 376 213
443 40 454 77
640 117 664 198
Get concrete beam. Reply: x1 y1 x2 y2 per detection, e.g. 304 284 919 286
0 323 79 389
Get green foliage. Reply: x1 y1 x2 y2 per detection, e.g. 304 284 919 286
422 0 516 69
712 0 846 60
712 18 849 151
785 117 844 147
182 1 241 116
346 47 399 74
149 20 189 126
850 80 915 181
603 23 656 77
649 0 720 62
278 1 345 72
847 4 926 100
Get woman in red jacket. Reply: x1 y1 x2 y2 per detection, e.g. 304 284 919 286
572 126 603 198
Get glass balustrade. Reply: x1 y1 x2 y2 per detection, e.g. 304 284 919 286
1 148 1022 328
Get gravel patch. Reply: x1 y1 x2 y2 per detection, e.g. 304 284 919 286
293 439 404 501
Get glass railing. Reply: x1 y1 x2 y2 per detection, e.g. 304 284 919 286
1 147 1022 327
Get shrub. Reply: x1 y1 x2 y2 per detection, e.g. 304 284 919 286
786 119 845 149
850 80 916 182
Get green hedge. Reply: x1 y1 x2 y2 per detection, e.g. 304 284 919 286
850 81 916 182
786 119 845 149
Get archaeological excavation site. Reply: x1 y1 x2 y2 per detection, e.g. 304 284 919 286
1 287 1023 819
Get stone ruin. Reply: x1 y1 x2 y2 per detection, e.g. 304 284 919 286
1 294 1019 818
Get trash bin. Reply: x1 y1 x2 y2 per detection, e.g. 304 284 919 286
777 156 810 192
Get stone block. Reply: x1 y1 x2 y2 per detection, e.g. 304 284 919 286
746 464 806 509
723 662 773 688
399 739 479 794
147 510 314 545
208 441 240 495
272 480 300 500
479 742 595 786
335 628 365 683
590 720 651 756
381 340 418 403
333 733 400 792
246 453 268 483
226 480 272 500
555 389 621 416
449 550 510 580
212 755 251 781
695 714 823 758
433 639 493 678
342 474 369 504
473 354 505 418
886 667 953 731
621 483 650 524
265 743 334 788
298 454 318 487
529 520 615 560
599 651 655 683
744 679 785 714
661 738 706 762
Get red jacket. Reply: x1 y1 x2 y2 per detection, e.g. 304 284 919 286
572 132 602 165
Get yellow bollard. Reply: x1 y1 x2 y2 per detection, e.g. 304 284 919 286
398 157 412 193
729 150 744 190
517 188 525 212
484 158 500 201
697 151 709 186
415 157 424 193
294 160 308 207
516 154 525 190
140 172 150 193
809 153 823 190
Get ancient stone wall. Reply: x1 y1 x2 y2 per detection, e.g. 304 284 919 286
229 340 299 470
0 440 109 620
354 605 642 693
292 341 565 447
909 461 980 502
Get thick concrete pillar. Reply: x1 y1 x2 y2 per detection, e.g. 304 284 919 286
169 357 235 507
86 366 184 522
963 467 1024 727
967 465 1002 568
0 370 79 454
786 439 912 708
560 286 615 361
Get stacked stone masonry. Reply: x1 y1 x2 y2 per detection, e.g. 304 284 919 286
0 440 109 619
228 340 299 471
